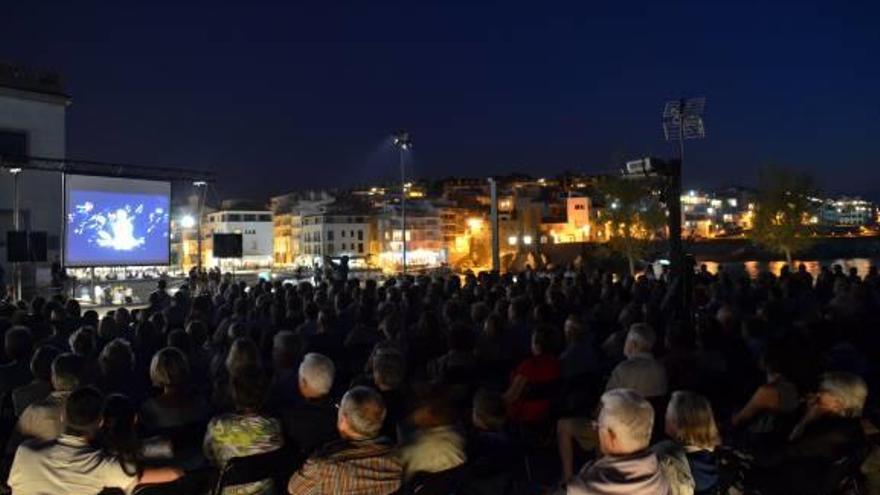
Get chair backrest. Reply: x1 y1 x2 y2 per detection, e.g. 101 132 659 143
400 465 467 495
212 447 294 495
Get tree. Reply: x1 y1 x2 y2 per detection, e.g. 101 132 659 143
598 176 666 275
751 166 817 265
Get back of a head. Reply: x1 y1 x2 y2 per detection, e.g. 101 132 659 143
473 388 506 431
599 389 654 454
69 326 96 357
298 352 335 397
273 330 302 368
31 345 61 382
99 338 134 377
666 391 720 450
625 323 656 356
447 323 475 352
340 386 386 440
185 320 208 347
5 326 33 361
52 353 83 392
819 371 868 418
372 348 406 390
64 386 104 436
226 337 261 375
231 365 267 412
150 347 191 389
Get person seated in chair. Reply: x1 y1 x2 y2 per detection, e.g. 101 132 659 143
288 386 402 495
8 386 182 495
281 352 339 459
752 372 869 495
204 365 283 495
560 389 669 495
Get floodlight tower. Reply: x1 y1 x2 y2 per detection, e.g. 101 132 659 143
662 97 706 318
392 130 412 275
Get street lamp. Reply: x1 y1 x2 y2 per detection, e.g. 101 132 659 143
180 215 196 229
193 181 208 272
8 167 22 300
392 130 412 275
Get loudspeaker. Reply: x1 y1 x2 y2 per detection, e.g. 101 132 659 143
6 231 28 262
213 233 243 258
29 231 48 262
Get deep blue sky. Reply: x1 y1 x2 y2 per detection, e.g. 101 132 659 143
4 0 879 199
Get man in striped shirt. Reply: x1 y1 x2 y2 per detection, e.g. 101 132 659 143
288 386 402 495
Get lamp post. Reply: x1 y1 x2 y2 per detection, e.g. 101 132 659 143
9 167 22 300
193 181 207 273
392 130 411 275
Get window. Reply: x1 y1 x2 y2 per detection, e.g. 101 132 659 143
358 243 364 253
327 230 334 240
259 214 272 222
243 214 257 222
327 243 334 254
341 230 346 238
350 230 354 237
357 230 363 240
228 214 242 222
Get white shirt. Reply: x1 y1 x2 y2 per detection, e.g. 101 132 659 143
8 434 139 495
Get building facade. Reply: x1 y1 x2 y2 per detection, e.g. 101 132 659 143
203 209 273 269
0 64 69 285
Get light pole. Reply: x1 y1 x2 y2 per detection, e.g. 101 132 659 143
9 167 22 300
392 130 411 275
193 181 207 273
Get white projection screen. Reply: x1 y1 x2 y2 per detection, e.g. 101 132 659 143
64 175 171 266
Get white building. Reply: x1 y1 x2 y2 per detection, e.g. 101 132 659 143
0 64 70 287
301 207 374 269
204 208 274 269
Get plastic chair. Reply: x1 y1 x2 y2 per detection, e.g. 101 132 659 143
212 447 297 495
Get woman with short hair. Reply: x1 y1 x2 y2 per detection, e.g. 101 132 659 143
652 391 721 495
140 347 211 432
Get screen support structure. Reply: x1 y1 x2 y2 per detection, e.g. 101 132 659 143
10 167 22 300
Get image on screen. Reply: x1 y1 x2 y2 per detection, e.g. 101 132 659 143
64 175 171 266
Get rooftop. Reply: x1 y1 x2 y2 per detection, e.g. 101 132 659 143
0 62 68 98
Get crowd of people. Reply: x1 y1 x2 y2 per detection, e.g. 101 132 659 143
0 261 877 494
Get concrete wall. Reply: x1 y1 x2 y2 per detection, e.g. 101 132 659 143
0 88 68 284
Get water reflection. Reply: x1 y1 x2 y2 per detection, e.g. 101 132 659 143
701 258 875 279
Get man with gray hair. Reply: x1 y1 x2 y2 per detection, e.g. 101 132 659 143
558 324 668 481
288 386 402 494
281 353 339 457
563 389 669 495
605 323 667 399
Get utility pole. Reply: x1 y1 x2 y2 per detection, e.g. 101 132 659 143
392 130 412 275
488 177 500 272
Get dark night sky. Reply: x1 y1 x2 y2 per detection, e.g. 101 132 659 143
3 0 879 200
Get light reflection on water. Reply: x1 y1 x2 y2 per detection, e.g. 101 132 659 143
701 258 876 279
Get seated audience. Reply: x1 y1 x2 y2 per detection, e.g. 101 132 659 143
400 385 466 480
504 325 562 424
561 389 669 495
605 323 668 399
0 326 34 398
204 365 283 495
11 345 58 416
652 391 721 495
753 371 869 494
16 352 82 442
288 386 402 495
281 352 339 458
141 346 211 431
8 387 181 494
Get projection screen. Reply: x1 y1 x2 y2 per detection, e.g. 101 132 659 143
64 175 171 266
